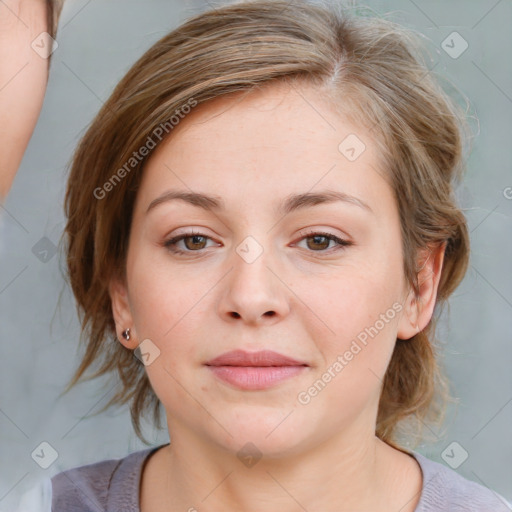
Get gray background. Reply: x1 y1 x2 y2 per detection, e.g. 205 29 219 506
1 0 511 509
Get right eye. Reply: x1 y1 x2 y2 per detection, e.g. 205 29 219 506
163 230 219 255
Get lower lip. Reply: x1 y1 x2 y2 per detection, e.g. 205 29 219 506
206 365 307 390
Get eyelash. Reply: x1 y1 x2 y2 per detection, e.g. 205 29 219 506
163 229 353 256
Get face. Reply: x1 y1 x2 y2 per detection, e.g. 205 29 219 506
110 82 440 458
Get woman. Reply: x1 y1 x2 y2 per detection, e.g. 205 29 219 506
16 0 512 510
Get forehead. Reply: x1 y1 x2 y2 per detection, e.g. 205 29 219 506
134 82 391 216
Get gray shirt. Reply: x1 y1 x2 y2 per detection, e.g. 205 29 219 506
17 443 512 511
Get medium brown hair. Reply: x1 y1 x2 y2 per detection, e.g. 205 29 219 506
47 0 64 40
46 0 64 71
59 0 470 448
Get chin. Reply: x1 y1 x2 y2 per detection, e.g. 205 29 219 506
209 413 315 460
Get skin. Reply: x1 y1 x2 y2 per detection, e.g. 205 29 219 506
109 81 445 511
0 0 50 202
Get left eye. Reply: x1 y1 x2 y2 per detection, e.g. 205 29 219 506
163 230 352 255
294 231 352 252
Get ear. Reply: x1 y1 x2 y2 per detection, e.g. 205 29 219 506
397 242 446 340
109 273 138 349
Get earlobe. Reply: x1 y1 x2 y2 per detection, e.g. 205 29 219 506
397 243 446 340
108 275 137 348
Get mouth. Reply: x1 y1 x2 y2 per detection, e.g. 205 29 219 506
204 349 309 390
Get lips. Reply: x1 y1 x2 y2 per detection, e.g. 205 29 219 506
205 349 308 367
204 349 309 390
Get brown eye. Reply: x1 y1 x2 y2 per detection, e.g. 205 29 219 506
295 231 353 253
305 235 331 251
164 231 215 254
182 235 208 250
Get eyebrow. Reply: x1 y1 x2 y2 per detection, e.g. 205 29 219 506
146 189 374 216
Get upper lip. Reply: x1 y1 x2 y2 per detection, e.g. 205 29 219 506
205 349 308 367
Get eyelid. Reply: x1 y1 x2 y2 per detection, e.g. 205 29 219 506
296 227 351 242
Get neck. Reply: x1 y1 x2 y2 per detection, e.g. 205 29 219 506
151 422 413 511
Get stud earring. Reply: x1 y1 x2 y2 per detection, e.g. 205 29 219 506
122 328 131 341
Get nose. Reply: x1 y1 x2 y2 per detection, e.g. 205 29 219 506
217 241 290 326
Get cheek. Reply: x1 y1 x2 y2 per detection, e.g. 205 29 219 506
300 260 402 376
127 255 206 403
127 245 206 342
307 298 400 416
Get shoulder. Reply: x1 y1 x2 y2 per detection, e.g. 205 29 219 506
50 456 120 511
50 445 161 512
411 451 512 512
